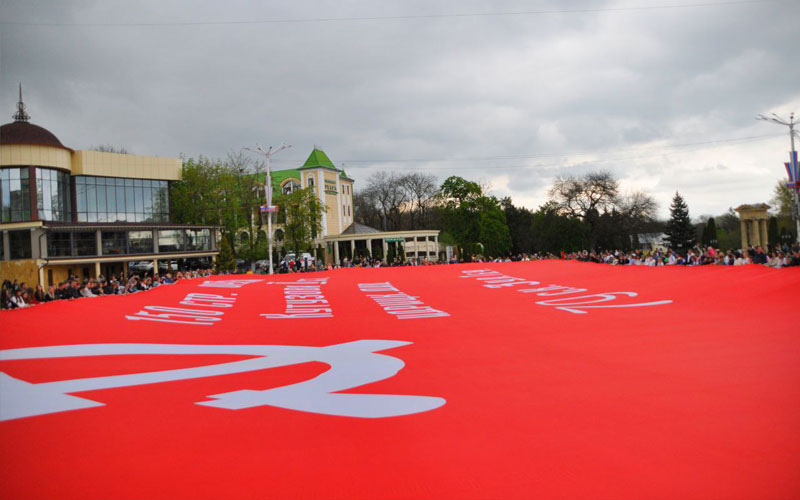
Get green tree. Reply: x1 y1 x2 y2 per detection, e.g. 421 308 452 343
440 176 482 203
438 176 511 259
768 216 779 247
665 192 695 251
172 154 265 262
713 208 741 251
770 179 798 242
215 235 236 272
501 197 534 254
530 201 587 254
771 180 794 217
475 196 513 257
701 217 718 246
276 186 326 258
171 156 225 226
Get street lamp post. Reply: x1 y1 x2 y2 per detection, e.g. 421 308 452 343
757 112 800 244
244 143 292 274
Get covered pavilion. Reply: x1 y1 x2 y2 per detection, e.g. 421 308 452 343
323 222 439 265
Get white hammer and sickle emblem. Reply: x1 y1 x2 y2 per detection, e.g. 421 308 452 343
0 340 445 421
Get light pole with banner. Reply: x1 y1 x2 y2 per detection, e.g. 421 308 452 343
757 112 800 243
244 143 291 274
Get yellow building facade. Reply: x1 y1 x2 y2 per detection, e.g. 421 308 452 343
271 148 439 265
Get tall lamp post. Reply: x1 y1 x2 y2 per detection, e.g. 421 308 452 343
244 143 291 274
757 112 800 243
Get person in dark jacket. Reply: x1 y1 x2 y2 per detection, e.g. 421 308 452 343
55 282 70 300
68 280 82 299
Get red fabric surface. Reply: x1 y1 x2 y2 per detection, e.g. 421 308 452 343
1 261 799 499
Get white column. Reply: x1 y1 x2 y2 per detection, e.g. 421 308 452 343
434 235 439 261
317 170 327 237
336 175 343 234
382 239 388 263
740 219 748 249
334 241 340 266
751 220 761 247
350 239 356 259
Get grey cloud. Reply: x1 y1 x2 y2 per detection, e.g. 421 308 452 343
1 0 798 218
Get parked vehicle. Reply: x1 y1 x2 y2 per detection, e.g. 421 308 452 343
282 253 314 266
127 261 178 274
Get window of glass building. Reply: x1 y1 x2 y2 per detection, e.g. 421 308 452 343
47 231 73 257
35 168 71 222
185 229 211 251
196 228 211 250
128 230 154 254
158 229 183 252
75 232 97 256
46 231 98 257
75 176 169 223
9 230 32 259
1 168 31 223
282 180 301 195
102 231 127 255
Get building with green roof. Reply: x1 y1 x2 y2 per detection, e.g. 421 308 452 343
269 148 355 238
262 147 439 266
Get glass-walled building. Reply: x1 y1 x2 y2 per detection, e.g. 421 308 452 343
0 93 219 287
74 176 169 223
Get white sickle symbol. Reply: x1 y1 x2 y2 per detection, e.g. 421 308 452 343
0 340 446 421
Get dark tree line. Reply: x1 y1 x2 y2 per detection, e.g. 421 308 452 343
353 170 662 259
354 172 440 231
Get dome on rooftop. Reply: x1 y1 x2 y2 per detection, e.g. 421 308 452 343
0 85 70 151
0 120 69 150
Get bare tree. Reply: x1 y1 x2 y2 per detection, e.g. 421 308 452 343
363 172 408 231
353 189 382 229
617 190 658 242
91 144 130 154
399 172 438 229
549 171 619 219
618 190 657 222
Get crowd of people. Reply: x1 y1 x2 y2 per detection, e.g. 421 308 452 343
3 243 798 309
563 244 800 267
1 269 214 310
269 255 437 273
267 243 800 271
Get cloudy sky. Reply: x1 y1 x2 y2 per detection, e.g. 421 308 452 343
2 0 798 218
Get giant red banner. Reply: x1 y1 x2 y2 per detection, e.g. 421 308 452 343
1 261 799 499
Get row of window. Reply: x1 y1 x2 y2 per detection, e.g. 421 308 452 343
283 180 301 195
7 230 32 259
1 168 171 224
2 229 213 261
1 168 31 223
75 176 170 223
49 229 211 258
36 168 72 222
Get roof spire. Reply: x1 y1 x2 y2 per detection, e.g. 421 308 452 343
13 83 30 122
